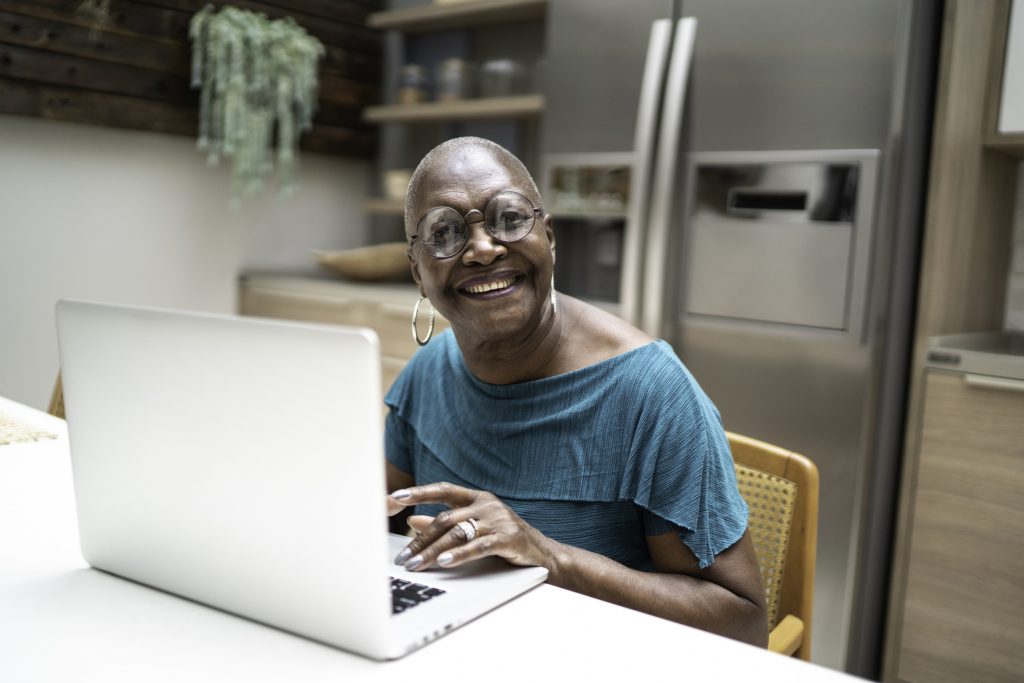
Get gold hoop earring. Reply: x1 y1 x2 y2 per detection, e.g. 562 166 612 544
550 274 557 315
411 296 435 346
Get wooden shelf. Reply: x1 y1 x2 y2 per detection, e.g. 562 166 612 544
368 0 547 33
550 209 628 221
362 198 405 215
363 94 544 123
984 133 1024 156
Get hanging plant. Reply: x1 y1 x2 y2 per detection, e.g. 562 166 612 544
76 0 113 43
188 5 324 196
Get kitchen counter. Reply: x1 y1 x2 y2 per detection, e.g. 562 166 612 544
926 330 1024 380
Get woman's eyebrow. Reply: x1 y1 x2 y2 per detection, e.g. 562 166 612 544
424 188 512 212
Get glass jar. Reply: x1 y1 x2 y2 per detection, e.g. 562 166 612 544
398 64 428 104
435 58 476 101
479 59 528 98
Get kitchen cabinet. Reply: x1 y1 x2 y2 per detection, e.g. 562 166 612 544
239 275 448 395
890 368 1024 683
884 1 1022 680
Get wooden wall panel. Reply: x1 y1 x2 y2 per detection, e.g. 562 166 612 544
896 372 1024 683
0 0 382 159
884 2 1020 680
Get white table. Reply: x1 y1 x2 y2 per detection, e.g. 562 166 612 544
0 396 861 682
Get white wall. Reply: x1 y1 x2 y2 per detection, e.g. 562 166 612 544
0 115 370 409
998 0 1024 133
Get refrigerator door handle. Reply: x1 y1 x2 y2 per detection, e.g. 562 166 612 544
640 17 697 338
619 19 674 328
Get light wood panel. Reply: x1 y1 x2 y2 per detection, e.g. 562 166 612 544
0 0 382 158
368 0 546 33
362 198 406 215
728 433 819 662
896 371 1024 683
238 276 450 395
909 0 1016 339
363 94 544 123
886 1 1021 679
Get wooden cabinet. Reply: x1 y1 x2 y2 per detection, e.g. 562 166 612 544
885 1 1023 680
239 275 448 394
889 370 1024 683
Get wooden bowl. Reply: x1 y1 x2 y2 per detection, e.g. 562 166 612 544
313 242 412 282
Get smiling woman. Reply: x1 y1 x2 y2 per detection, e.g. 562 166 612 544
383 137 769 646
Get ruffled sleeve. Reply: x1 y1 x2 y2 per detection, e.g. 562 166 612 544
619 348 748 568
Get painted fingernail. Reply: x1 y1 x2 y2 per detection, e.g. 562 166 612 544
404 554 423 571
393 547 412 565
391 489 411 500
437 552 454 567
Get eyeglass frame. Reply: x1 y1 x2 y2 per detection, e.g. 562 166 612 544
408 189 545 260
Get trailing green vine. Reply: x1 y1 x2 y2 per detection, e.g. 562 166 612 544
189 5 324 196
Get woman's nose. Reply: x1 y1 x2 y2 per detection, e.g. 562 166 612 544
461 216 507 264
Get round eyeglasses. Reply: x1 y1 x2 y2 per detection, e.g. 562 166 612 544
411 190 543 259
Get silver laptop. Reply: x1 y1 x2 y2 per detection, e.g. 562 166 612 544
55 299 548 660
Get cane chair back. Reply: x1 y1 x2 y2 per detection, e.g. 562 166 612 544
49 373 65 419
728 432 818 660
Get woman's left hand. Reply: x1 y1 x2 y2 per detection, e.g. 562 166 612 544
389 482 554 572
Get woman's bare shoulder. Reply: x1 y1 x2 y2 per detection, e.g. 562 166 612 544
562 296 655 366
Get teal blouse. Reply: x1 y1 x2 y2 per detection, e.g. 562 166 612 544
384 330 747 570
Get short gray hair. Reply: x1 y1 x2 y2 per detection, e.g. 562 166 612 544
404 137 541 239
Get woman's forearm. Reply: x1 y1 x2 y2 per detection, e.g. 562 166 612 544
386 482 767 646
544 537 768 646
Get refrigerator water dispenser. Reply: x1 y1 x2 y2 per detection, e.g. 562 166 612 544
683 152 879 336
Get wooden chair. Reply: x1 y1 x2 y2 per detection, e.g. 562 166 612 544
728 431 819 661
49 373 65 419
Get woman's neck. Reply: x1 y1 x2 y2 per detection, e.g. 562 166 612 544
454 298 574 384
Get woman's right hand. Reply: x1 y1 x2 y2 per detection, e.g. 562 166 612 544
386 494 407 517
385 482 558 572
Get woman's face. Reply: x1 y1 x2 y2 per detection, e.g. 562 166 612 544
407 150 555 345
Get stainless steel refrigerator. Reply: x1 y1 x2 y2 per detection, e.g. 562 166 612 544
539 0 940 675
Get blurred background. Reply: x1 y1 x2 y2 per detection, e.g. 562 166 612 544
1 1 1022 681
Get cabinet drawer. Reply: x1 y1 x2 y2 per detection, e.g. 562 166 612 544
896 371 1024 683
241 281 450 362
240 286 372 328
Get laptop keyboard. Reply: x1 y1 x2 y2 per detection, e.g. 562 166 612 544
390 576 446 614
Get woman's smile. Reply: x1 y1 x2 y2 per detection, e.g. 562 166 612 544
455 272 525 300
406 143 557 345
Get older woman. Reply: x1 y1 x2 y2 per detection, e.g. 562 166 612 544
384 137 767 646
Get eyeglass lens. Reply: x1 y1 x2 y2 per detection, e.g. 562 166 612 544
416 191 537 258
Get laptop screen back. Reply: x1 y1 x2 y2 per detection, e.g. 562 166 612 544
56 300 393 653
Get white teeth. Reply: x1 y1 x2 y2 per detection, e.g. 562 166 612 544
465 277 515 294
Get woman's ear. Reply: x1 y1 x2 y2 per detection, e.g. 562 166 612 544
544 214 556 265
407 248 424 294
